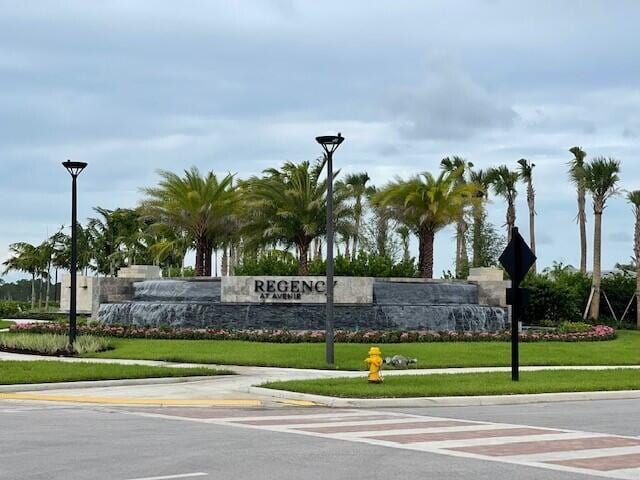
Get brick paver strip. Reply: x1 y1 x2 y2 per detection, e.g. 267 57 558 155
234 415 399 426
369 427 557 444
298 420 477 434
452 436 640 456
548 452 640 471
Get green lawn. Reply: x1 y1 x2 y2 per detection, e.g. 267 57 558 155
263 369 640 398
0 360 229 385
82 330 640 370
0 320 14 329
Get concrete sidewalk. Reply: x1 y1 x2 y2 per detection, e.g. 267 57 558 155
1 350 640 407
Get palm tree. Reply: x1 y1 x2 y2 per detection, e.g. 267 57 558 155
2 242 40 308
469 168 491 267
441 156 473 278
36 240 55 309
569 146 588 274
147 225 192 276
366 185 394 258
627 190 640 330
517 158 537 273
583 157 621 320
396 225 411 262
337 172 370 259
374 170 476 278
243 158 349 275
488 165 520 242
141 167 239 276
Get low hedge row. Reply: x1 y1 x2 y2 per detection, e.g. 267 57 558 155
0 333 113 355
9 323 617 343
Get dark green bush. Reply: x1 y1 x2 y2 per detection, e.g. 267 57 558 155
235 252 298 276
521 264 637 328
236 251 418 277
600 271 637 328
522 264 591 326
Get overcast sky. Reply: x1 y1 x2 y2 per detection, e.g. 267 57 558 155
2 0 640 281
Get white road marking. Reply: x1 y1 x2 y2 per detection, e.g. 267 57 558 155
124 473 208 480
120 408 640 479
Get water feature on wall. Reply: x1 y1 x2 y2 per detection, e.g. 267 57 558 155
99 278 507 331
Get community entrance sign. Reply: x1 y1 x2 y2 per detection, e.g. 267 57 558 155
221 276 374 304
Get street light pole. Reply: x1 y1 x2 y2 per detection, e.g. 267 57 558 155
315 133 344 365
62 160 88 350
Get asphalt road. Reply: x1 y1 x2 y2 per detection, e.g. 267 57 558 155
0 399 637 480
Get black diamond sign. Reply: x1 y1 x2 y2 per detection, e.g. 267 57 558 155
499 228 536 287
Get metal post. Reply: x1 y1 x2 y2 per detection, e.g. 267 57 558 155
511 227 520 381
325 151 335 365
69 174 78 348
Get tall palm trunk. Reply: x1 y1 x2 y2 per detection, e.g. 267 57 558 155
578 186 587 274
228 244 236 276
30 272 36 309
419 226 435 278
506 201 516 242
472 204 483 267
589 202 604 320
344 238 350 259
352 208 362 260
54 267 59 303
297 242 310 275
526 180 536 274
221 246 228 277
38 276 43 309
455 219 468 278
376 214 388 257
45 262 51 310
195 237 206 276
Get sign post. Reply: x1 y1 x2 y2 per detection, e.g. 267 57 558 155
499 226 536 381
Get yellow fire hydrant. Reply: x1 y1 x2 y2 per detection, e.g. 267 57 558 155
364 346 383 383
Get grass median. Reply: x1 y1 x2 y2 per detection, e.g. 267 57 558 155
82 331 640 370
0 360 230 385
262 369 640 398
0 320 14 329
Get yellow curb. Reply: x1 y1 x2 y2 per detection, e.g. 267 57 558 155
0 393 262 407
276 399 319 406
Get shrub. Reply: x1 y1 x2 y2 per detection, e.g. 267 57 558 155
557 321 592 333
236 251 418 277
0 301 31 318
522 264 592 326
0 333 112 355
8 323 616 343
600 271 637 328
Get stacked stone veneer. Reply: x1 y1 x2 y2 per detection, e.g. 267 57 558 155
98 276 508 332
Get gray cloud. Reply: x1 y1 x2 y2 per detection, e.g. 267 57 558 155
388 60 518 140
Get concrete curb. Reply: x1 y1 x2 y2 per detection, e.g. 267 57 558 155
0 375 222 393
248 386 640 408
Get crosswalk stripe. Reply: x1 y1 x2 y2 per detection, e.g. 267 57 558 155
120 407 640 479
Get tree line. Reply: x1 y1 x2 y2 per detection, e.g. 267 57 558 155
3 147 639 322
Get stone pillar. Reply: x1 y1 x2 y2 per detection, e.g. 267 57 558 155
467 267 509 307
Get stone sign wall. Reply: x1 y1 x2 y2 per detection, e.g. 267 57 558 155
221 276 374 304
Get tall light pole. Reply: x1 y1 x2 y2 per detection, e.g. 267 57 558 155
315 133 344 365
62 160 88 349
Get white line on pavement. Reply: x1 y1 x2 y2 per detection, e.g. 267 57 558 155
124 473 208 480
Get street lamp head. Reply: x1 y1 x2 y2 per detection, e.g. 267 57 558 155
315 132 344 154
62 160 88 177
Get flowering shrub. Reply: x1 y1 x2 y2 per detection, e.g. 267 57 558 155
8 323 617 343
